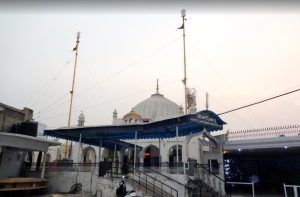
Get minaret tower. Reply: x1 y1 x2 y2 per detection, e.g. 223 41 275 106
112 109 118 125
113 109 118 119
78 111 85 126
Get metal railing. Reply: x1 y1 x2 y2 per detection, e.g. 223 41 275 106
23 161 178 197
228 125 300 141
196 163 227 196
284 183 300 197
25 162 98 172
226 182 255 197
196 164 257 197
135 163 187 188
122 163 178 197
134 162 184 174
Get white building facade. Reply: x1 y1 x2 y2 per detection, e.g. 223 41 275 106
49 88 220 168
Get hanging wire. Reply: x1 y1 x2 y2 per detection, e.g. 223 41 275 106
76 36 181 97
27 56 74 108
218 88 300 115
37 79 181 123
36 36 181 120
187 37 266 127
190 82 255 129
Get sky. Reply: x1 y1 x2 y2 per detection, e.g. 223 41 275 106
1 2 300 132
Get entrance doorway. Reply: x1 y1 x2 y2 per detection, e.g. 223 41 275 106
82 147 96 163
143 145 159 166
168 145 182 165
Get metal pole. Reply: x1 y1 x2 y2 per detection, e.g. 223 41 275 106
98 137 102 176
98 137 102 163
134 131 137 173
206 92 209 110
252 182 255 197
158 138 161 164
77 134 82 165
294 186 299 197
283 183 287 197
176 124 179 174
41 152 47 178
65 32 81 159
113 143 117 174
180 9 188 114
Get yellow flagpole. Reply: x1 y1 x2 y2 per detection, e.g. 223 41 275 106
64 32 80 159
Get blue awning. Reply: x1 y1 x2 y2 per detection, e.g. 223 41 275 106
44 110 226 150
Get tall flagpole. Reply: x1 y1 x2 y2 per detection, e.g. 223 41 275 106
179 9 188 114
64 32 81 159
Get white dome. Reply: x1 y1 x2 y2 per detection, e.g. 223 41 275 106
133 92 181 122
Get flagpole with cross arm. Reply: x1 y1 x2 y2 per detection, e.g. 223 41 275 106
178 9 188 114
64 32 80 159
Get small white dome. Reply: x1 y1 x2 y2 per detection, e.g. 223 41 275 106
133 92 181 122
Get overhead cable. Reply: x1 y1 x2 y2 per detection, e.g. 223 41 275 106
218 88 300 116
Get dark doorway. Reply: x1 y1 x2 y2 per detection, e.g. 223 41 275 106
144 145 159 166
169 145 182 166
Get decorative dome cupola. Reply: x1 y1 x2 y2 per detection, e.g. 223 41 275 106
133 80 181 122
78 111 85 126
123 108 142 124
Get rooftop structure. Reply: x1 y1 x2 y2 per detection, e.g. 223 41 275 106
0 103 33 133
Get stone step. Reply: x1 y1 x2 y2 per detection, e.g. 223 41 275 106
127 176 175 197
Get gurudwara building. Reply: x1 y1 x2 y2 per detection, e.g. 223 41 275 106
38 86 300 196
44 85 227 196
57 86 216 169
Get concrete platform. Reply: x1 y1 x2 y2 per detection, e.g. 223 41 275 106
0 177 47 192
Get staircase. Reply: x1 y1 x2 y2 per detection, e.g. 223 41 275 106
132 165 221 197
186 178 218 197
110 162 222 197
123 164 179 197
127 174 175 197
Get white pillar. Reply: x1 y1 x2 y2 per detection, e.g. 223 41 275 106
113 143 117 162
98 137 102 163
176 125 179 163
158 138 161 163
77 134 82 164
134 131 137 173
176 125 179 174
182 143 188 162
41 151 47 178
113 143 117 173
97 137 103 176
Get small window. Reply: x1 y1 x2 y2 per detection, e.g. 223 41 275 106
208 159 219 174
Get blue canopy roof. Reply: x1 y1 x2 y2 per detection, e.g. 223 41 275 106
44 110 225 150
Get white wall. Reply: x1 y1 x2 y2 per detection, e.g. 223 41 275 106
48 171 98 194
47 134 206 166
48 171 139 197
0 147 23 178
